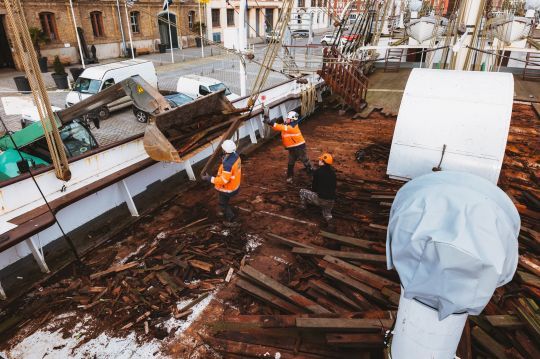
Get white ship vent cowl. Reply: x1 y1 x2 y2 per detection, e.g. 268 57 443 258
386 171 520 320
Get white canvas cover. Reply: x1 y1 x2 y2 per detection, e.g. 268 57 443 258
386 171 520 320
387 69 514 184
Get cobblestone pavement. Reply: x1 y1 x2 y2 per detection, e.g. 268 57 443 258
0 31 327 147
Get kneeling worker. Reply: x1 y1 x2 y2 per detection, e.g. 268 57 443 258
264 110 313 183
202 140 241 224
300 153 336 227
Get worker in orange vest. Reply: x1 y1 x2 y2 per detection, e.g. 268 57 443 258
202 140 241 225
263 110 314 183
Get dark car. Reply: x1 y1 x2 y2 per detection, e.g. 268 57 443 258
132 92 194 123
291 29 311 38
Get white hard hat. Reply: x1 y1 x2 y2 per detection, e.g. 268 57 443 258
287 111 299 121
221 139 237 153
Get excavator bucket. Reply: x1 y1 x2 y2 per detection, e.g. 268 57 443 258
142 90 237 163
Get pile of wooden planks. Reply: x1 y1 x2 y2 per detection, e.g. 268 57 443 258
2 218 250 339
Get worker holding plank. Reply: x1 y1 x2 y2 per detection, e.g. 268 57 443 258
300 153 336 229
202 140 242 226
264 111 314 183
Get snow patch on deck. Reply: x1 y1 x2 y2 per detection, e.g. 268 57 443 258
1 317 162 358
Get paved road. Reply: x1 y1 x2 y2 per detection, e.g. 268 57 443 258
0 32 327 146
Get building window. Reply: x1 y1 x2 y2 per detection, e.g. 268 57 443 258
227 9 234 26
317 12 320 23
211 9 220 27
90 11 105 37
188 11 195 30
298 0 305 7
130 11 140 34
39 12 59 41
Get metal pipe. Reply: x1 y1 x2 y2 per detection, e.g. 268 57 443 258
167 5 175 63
124 1 135 60
116 0 127 56
69 0 85 68
239 0 247 96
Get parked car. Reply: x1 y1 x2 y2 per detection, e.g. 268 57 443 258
132 91 194 123
320 33 339 46
291 29 311 38
265 31 280 43
176 75 240 102
20 105 62 128
65 60 158 120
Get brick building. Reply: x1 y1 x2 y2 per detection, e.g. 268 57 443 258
0 0 201 70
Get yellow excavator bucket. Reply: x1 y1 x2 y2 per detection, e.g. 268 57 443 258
142 90 237 163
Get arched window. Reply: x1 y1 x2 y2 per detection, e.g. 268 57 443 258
39 12 58 40
130 11 140 34
90 11 105 37
188 11 195 30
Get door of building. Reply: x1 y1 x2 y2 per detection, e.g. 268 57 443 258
256 10 260 36
158 12 179 49
266 9 274 32
0 15 15 68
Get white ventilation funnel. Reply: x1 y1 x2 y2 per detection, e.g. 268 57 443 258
387 69 514 184
387 171 520 358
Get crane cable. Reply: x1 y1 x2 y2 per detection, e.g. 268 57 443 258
3 0 71 181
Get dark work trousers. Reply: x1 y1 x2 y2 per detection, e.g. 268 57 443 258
218 190 238 222
287 145 313 178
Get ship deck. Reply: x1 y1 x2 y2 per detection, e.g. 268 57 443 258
0 71 539 358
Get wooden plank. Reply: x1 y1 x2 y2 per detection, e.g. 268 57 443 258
219 315 298 328
322 256 395 289
324 267 388 304
319 231 376 250
241 265 331 314
292 247 386 263
471 326 508 359
235 278 305 314
519 255 540 277
203 336 327 359
381 287 400 306
456 319 472 359
517 270 540 288
325 333 385 347
515 297 540 342
177 292 210 313
267 233 318 249
485 315 524 329
89 262 139 280
309 279 362 311
296 317 393 331
369 224 388 231
188 259 213 272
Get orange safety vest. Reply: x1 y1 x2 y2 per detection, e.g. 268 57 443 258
272 122 306 148
211 152 241 193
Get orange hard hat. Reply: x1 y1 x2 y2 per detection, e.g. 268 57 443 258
319 153 333 165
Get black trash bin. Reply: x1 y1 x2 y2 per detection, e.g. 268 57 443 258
38 57 48 73
70 67 84 82
13 76 31 93
126 47 137 58
195 38 202 48
158 43 167 53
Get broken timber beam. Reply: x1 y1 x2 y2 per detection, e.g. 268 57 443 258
292 247 386 263
241 265 331 314
296 317 392 331
235 278 305 314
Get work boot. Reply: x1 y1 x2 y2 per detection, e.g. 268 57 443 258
223 220 240 228
286 177 293 184
324 219 336 232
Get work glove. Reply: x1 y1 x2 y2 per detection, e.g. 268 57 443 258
263 117 273 125
201 173 212 182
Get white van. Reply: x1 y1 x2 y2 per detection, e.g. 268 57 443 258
176 75 240 102
65 60 157 119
